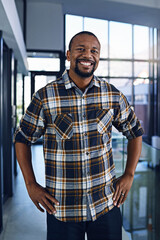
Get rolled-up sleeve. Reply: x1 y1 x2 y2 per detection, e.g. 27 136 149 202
113 92 144 139
14 91 46 145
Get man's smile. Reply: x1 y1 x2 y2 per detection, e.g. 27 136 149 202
77 59 95 67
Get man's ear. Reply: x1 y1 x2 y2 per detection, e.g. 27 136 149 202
66 50 70 61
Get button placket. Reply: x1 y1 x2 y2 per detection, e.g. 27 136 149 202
81 95 91 200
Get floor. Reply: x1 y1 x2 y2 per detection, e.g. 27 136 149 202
0 144 160 240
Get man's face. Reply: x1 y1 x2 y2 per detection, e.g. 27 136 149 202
67 34 100 78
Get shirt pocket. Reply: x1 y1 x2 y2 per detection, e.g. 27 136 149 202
53 113 73 140
96 108 113 142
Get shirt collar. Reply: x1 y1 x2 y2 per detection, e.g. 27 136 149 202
62 70 101 90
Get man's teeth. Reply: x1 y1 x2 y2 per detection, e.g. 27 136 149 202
80 62 92 66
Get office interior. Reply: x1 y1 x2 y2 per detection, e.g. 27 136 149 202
0 0 160 239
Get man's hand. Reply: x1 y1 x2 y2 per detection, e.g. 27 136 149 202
113 173 134 207
26 182 59 215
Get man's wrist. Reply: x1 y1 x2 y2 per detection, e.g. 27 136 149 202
25 179 37 186
124 170 134 177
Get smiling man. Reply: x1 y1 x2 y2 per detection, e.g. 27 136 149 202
14 31 143 240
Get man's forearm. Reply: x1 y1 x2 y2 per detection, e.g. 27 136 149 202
15 142 59 214
15 142 36 186
125 136 142 176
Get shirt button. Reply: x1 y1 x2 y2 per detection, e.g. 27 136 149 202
88 190 91 194
83 133 87 136
83 114 86 118
87 171 90 176
86 152 89 155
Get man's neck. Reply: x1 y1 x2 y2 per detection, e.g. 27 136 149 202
68 69 93 92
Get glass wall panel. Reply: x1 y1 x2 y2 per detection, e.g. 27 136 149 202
16 73 23 125
134 62 149 79
27 52 60 72
110 61 132 77
84 17 108 58
24 74 31 110
65 59 70 70
95 60 108 76
134 79 149 135
154 28 157 59
110 22 132 59
65 15 83 51
35 75 56 92
134 25 149 59
154 62 157 78
65 14 158 142
109 78 132 104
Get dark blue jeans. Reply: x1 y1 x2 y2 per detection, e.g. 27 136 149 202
47 207 122 240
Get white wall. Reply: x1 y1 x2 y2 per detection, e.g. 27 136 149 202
15 0 24 32
105 0 160 9
26 1 64 51
0 0 28 74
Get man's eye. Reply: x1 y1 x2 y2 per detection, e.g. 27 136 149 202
77 48 84 51
91 50 98 54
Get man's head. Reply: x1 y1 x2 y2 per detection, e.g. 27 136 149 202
67 31 101 78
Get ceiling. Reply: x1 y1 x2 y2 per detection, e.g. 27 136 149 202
28 0 160 28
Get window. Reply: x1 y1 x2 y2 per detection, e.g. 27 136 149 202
65 14 158 141
109 78 132 104
35 75 56 92
16 73 23 125
24 74 31 110
84 17 108 58
134 25 149 59
65 15 83 51
110 61 132 77
27 52 60 72
110 22 132 59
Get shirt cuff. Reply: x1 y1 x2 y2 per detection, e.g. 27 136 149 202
13 130 31 146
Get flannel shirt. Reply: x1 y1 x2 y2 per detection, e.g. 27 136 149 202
14 70 144 222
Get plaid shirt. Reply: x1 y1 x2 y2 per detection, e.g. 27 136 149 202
14 70 144 222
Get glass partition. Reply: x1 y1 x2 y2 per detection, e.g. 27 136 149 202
27 52 60 72
110 21 132 59
84 17 108 58
16 73 23 125
112 133 160 240
65 14 158 143
134 25 149 59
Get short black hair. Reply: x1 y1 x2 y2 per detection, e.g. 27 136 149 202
68 31 100 51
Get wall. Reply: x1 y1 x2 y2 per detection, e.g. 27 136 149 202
15 0 24 33
106 0 160 9
26 1 64 51
0 0 28 74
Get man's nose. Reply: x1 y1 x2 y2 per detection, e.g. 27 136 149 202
82 49 92 58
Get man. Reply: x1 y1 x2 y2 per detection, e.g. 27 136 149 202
14 31 143 240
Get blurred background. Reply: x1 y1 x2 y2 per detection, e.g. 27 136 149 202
0 0 160 239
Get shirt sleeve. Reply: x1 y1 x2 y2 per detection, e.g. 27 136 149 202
14 91 46 145
113 92 144 139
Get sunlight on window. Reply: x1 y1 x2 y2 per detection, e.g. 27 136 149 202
154 28 157 59
134 62 149 81
35 75 56 92
109 78 132 104
65 15 83 51
16 74 23 125
134 25 149 59
24 75 31 110
84 17 108 58
110 61 132 77
110 21 132 59
27 57 60 71
94 60 108 76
